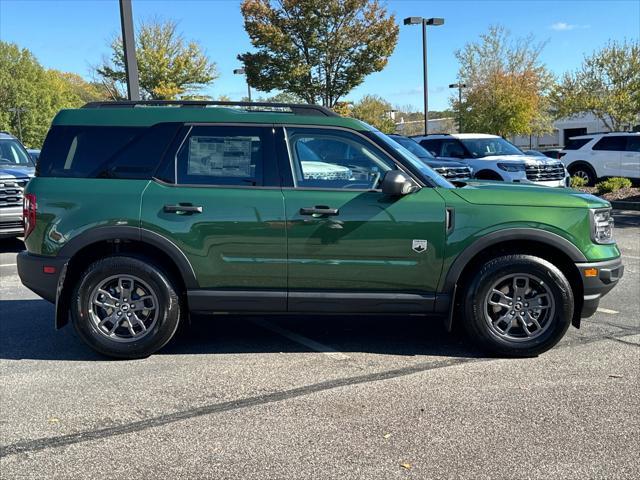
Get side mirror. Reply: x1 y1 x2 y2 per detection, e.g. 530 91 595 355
381 170 416 196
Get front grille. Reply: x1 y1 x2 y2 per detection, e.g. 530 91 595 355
434 165 473 181
525 163 565 181
0 221 23 230
0 178 29 208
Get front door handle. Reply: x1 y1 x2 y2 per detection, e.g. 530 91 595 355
299 206 339 216
163 203 203 214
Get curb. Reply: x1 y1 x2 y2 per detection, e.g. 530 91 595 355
610 200 640 211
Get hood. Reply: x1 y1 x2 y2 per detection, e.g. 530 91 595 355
424 159 469 169
452 181 609 208
474 154 560 164
0 166 35 179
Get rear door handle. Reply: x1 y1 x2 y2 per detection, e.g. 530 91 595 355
299 206 339 216
163 203 203 214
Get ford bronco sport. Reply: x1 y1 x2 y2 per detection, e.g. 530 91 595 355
18 101 623 359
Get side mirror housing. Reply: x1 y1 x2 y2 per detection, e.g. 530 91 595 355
381 170 417 196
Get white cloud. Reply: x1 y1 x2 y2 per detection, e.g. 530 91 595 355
551 22 590 31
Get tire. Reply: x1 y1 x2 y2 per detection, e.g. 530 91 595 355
567 163 596 186
71 256 181 359
462 254 573 357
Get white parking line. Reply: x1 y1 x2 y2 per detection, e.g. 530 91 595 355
0 263 17 267
597 307 619 314
622 254 640 260
251 318 350 360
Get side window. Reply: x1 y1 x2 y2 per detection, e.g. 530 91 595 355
40 126 144 177
626 136 640 153
420 139 442 156
593 136 626 151
441 139 466 158
176 126 267 186
286 128 395 189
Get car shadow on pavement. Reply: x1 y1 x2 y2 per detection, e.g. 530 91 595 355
0 237 24 254
612 210 640 229
0 299 483 361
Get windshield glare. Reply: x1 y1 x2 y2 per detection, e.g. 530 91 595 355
460 137 523 158
390 136 434 159
369 130 454 188
0 139 34 166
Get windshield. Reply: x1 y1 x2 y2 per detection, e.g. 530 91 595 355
459 137 523 158
368 130 454 188
0 139 34 166
389 136 434 160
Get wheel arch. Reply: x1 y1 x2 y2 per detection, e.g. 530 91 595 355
442 228 586 330
55 226 197 329
566 160 598 178
474 169 504 180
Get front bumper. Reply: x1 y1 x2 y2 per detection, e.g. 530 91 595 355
17 251 69 303
575 257 624 318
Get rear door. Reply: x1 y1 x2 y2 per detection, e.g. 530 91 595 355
140 124 287 311
622 136 640 179
279 126 446 313
590 136 624 177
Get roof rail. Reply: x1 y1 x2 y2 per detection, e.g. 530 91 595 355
82 100 339 117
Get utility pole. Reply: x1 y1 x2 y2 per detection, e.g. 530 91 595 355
448 83 467 133
119 0 140 100
8 107 27 143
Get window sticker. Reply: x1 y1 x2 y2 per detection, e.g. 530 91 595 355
188 136 257 177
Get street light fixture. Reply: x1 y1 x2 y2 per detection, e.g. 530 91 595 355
449 82 467 133
403 16 445 135
233 68 252 102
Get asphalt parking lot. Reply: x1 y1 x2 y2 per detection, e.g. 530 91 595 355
1 211 638 479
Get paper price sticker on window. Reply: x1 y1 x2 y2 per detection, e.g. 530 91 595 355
188 136 257 177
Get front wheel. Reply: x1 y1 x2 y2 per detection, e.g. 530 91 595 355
462 255 573 357
71 256 181 359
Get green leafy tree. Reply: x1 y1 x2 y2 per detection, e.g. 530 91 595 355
349 94 395 132
552 40 640 131
0 42 104 147
452 25 554 136
238 0 398 107
96 19 218 100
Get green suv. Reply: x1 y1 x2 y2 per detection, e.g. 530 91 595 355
17 101 624 359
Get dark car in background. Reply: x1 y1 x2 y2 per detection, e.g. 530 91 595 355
388 134 473 182
0 131 35 238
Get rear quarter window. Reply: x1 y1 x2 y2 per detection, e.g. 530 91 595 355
38 124 181 179
564 138 592 150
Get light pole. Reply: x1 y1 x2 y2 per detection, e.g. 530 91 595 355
403 16 444 135
118 0 140 100
448 82 467 133
233 68 252 102
8 107 27 142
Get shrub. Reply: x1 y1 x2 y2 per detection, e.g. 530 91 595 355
596 177 632 194
570 176 588 188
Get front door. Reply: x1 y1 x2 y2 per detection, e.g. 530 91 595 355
280 127 446 313
140 124 287 311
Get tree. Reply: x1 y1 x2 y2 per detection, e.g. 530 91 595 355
0 42 104 147
95 19 218 100
452 25 554 136
552 40 640 131
349 94 395 132
238 0 398 107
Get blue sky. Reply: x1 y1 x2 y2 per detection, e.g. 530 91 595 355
1 0 638 110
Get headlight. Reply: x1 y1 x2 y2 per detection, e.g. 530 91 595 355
590 208 615 244
497 162 526 172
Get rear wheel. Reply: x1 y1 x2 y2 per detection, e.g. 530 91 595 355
568 163 596 186
462 255 573 357
71 256 181 359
